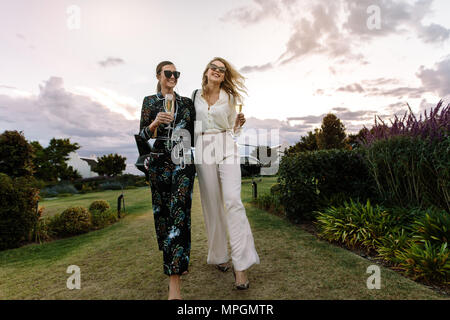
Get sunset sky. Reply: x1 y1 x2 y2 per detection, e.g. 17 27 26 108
1 0 449 174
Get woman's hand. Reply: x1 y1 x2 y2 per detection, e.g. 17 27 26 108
234 113 246 129
156 112 174 125
149 112 174 132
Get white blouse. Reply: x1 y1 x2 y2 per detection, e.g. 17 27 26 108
193 89 241 136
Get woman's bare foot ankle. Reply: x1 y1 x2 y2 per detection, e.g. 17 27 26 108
168 275 182 300
234 270 248 285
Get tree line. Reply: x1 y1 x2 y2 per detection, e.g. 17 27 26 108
0 130 127 182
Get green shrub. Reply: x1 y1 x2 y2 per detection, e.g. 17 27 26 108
40 183 79 198
54 207 91 236
0 173 39 250
270 183 281 195
33 216 54 244
315 199 406 252
363 135 449 211
91 209 118 230
395 241 449 283
47 214 62 235
73 174 146 193
377 229 411 264
278 149 376 222
390 208 450 283
99 181 123 190
253 193 284 215
89 200 110 213
412 209 450 245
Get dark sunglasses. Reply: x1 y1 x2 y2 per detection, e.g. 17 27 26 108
162 70 181 79
209 64 226 74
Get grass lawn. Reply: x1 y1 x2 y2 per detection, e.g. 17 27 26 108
0 176 447 300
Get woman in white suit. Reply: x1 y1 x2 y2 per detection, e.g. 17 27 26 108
192 57 260 290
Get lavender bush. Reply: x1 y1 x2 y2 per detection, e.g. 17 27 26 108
360 100 449 146
360 100 449 211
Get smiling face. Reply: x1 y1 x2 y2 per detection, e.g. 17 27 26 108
206 60 226 85
157 64 178 91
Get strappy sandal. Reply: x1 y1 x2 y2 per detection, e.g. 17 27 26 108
232 268 249 290
216 263 230 272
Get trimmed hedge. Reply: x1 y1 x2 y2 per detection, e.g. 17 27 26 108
278 149 376 222
73 174 147 193
91 209 118 230
89 200 110 213
51 207 92 236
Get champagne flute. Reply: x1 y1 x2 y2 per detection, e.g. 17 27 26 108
164 94 174 130
235 102 243 129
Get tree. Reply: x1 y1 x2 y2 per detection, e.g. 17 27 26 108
0 130 35 178
31 138 81 182
94 153 127 177
316 113 348 150
286 129 319 155
345 128 370 150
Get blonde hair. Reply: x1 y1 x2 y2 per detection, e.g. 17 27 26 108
201 57 247 104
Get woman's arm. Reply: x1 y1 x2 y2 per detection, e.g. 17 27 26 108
139 97 158 140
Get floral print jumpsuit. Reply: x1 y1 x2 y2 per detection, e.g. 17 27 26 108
139 92 196 276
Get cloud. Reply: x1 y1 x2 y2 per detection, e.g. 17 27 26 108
361 78 400 86
286 106 387 134
289 107 378 124
329 55 450 100
98 57 125 68
337 83 365 93
367 86 427 99
279 2 351 65
225 0 450 72
344 0 450 42
416 56 450 97
239 63 274 74
220 0 281 26
417 23 450 43
0 77 140 168
240 117 313 146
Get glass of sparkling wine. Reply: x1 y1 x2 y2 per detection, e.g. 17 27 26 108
164 94 174 130
235 102 243 128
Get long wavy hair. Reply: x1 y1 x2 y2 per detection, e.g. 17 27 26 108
201 57 247 104
156 60 175 92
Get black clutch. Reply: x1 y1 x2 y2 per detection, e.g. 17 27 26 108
134 134 152 181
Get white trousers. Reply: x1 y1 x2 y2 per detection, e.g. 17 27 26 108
195 133 260 271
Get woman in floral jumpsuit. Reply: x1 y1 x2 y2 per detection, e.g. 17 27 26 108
139 61 195 300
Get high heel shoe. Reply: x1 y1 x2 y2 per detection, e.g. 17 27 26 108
232 268 249 290
216 263 230 272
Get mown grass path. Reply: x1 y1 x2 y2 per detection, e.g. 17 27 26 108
0 177 447 299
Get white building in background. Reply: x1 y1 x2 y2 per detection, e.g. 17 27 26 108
66 152 98 179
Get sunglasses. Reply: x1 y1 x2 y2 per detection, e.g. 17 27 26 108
209 64 226 74
162 70 181 79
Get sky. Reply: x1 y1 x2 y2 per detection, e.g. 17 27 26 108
1 0 449 174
